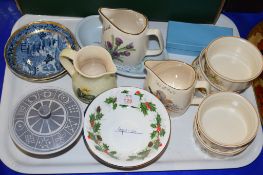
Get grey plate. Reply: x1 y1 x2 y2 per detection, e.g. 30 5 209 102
9 88 83 155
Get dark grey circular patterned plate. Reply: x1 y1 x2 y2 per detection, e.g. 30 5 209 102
9 88 83 155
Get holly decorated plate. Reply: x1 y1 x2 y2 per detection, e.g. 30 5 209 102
83 87 171 169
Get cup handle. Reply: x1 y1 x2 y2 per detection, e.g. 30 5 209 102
191 81 210 105
145 29 164 56
59 48 77 76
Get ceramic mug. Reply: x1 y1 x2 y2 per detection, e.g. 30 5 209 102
99 8 164 66
59 45 117 104
203 36 263 92
195 92 259 151
144 60 210 117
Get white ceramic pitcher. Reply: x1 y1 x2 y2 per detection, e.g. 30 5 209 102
60 45 117 104
98 7 164 66
144 60 210 117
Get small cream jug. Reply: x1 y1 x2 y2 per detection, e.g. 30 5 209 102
60 45 117 104
144 60 210 117
98 7 164 66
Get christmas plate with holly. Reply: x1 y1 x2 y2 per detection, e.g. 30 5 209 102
83 87 171 169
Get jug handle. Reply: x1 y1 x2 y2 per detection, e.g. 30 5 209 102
59 48 77 76
145 29 164 56
191 81 211 105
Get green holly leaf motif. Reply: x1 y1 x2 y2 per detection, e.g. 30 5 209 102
96 112 103 120
160 128 166 137
121 90 129 94
105 97 117 110
113 103 117 110
95 145 102 151
140 103 148 115
156 114 161 125
105 97 116 104
127 156 137 161
93 122 101 133
149 102 156 112
103 143 109 150
153 139 161 150
88 131 96 141
151 124 157 128
89 113 95 122
109 151 118 159
151 131 158 139
109 151 117 155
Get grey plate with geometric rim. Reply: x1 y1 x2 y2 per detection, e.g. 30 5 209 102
9 88 83 155
4 21 79 82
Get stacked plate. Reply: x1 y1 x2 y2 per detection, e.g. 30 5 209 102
4 21 79 82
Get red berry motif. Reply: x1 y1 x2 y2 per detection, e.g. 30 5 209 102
87 135 91 139
159 143 163 147
156 125 161 132
145 102 151 110
135 90 141 95
104 150 108 154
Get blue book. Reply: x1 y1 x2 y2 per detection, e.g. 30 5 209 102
166 21 233 56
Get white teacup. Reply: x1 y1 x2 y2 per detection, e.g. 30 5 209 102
203 36 263 92
196 92 259 150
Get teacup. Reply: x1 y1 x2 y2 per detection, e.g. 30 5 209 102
59 45 117 104
195 92 259 151
144 60 210 117
99 8 164 66
203 36 263 92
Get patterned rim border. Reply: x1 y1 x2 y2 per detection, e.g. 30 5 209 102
4 21 80 82
9 88 83 155
83 87 171 169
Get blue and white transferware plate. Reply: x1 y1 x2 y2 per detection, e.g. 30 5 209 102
4 21 79 82
75 15 167 78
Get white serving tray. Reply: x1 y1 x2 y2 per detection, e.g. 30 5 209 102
0 14 262 174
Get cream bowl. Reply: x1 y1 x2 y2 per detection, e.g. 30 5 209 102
203 36 263 92
192 51 221 95
193 117 247 158
196 92 259 149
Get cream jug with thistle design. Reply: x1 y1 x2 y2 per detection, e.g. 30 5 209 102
60 45 117 104
98 8 164 66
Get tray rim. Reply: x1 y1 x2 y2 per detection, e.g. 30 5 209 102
0 14 262 174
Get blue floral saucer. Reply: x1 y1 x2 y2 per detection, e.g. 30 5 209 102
4 21 79 82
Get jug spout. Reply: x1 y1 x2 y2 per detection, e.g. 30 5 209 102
98 7 147 35
144 60 166 76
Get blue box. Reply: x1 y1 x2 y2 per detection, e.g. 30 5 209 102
166 21 233 56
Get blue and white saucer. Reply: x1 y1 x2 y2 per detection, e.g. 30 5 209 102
4 21 79 82
75 15 167 78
